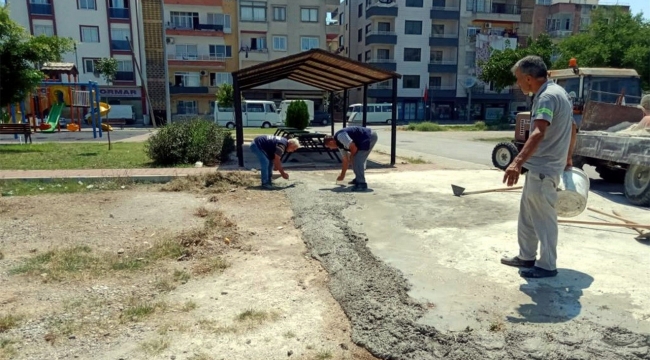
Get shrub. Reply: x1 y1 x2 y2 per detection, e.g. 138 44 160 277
285 100 310 130
145 119 235 166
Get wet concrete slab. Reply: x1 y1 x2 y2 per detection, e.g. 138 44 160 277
338 169 650 334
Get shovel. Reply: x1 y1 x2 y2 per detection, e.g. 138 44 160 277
451 185 523 197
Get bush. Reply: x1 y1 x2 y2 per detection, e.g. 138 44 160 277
285 100 310 130
145 119 235 166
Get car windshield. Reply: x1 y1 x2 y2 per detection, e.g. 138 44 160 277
555 76 642 105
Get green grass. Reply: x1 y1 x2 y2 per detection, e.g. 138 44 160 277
403 121 513 132
0 178 135 197
0 142 152 170
242 128 278 136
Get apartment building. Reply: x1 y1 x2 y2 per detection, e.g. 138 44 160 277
162 0 238 120
338 0 518 121
236 0 339 107
8 0 148 120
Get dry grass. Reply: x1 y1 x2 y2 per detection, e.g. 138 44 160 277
121 299 167 323
195 309 279 336
192 257 229 275
194 206 209 217
181 300 198 312
0 315 21 333
489 317 506 332
162 172 256 194
0 338 17 358
314 351 333 360
139 337 170 355
188 352 214 360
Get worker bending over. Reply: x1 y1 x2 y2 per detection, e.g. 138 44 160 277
324 126 378 192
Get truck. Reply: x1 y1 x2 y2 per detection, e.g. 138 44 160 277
213 100 283 129
491 61 650 206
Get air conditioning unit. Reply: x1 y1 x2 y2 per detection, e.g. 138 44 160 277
166 37 175 44
485 23 492 28
200 70 207 76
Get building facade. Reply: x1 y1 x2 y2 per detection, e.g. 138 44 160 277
8 0 148 120
163 0 239 121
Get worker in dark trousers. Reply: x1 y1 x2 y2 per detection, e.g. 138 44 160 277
323 126 378 191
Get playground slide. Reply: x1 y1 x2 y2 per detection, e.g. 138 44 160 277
40 103 65 133
84 102 111 125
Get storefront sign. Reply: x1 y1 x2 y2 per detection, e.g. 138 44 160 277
99 87 142 98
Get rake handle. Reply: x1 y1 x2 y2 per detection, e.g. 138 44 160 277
611 209 644 235
558 219 650 229
463 186 523 196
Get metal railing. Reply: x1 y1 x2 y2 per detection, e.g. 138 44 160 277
366 0 397 7
367 58 395 63
548 30 573 38
366 31 397 36
167 54 226 62
429 59 457 65
467 1 521 15
166 23 228 32
430 33 459 38
109 7 129 19
431 4 460 11
30 3 52 15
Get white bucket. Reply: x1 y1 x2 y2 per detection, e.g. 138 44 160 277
556 167 590 218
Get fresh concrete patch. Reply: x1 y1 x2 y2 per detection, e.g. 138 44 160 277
285 169 650 359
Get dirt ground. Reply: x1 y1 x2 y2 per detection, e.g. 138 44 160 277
0 175 377 360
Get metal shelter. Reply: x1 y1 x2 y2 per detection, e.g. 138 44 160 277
231 48 401 167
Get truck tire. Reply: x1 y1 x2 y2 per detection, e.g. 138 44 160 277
624 165 650 206
595 166 626 184
226 122 235 129
491 142 519 171
571 155 587 169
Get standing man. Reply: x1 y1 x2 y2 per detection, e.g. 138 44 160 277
501 55 575 279
323 126 378 191
249 135 300 189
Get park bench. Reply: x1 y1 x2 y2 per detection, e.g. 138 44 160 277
0 123 32 144
282 132 341 163
103 119 126 130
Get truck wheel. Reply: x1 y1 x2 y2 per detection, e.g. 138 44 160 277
596 166 626 184
262 122 271 128
572 155 586 169
491 142 519 171
226 122 235 129
321 119 329 125
624 165 650 206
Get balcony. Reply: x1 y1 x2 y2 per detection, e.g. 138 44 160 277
430 5 460 20
429 34 459 47
326 23 339 35
111 40 130 51
468 1 521 22
109 7 130 19
240 48 269 62
169 86 209 95
165 23 228 37
366 3 398 18
548 29 573 38
30 3 52 15
115 71 135 82
367 59 397 72
429 85 457 97
365 31 397 46
367 84 393 99
428 60 457 73
167 54 226 68
471 87 514 99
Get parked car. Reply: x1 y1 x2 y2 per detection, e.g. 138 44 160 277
312 111 330 126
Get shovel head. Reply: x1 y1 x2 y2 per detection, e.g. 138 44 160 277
451 184 465 197
636 233 650 242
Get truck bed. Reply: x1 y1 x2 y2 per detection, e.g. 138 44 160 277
575 130 650 167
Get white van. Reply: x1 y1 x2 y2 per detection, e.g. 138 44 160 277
213 100 282 129
277 100 314 124
84 104 135 124
347 103 393 124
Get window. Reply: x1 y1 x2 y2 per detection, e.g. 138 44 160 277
207 13 232 33
430 50 443 62
429 77 442 87
111 28 129 40
365 50 371 61
405 0 423 7
248 37 267 50
110 0 127 8
174 72 200 87
300 37 319 51
339 13 344 26
357 54 362 61
404 48 421 62
209 45 232 58
240 1 267 22
404 20 422 35
377 22 391 32
210 72 233 87
365 24 371 33
170 12 198 29
432 24 444 36
83 58 99 73
301 8 318 22
175 44 198 59
273 6 286 21
358 28 362 42
117 60 133 72
358 3 363 17
80 26 99 43
33 24 54 36
402 75 420 89
273 36 287 51
465 51 475 67
339 35 344 47
377 49 390 60
78 0 96 10
177 100 198 115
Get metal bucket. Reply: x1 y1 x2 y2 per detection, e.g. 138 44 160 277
556 167 590 218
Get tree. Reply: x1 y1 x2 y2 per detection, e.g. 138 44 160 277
95 58 118 84
215 83 234 108
554 7 650 90
0 5 74 107
285 100 309 130
477 33 556 91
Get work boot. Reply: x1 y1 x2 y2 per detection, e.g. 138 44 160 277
348 178 358 185
351 182 368 192
520 266 558 278
500 256 535 268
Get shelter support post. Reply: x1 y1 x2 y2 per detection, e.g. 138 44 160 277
233 75 245 168
342 89 348 128
362 84 368 127
391 76 398 166
329 91 335 136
